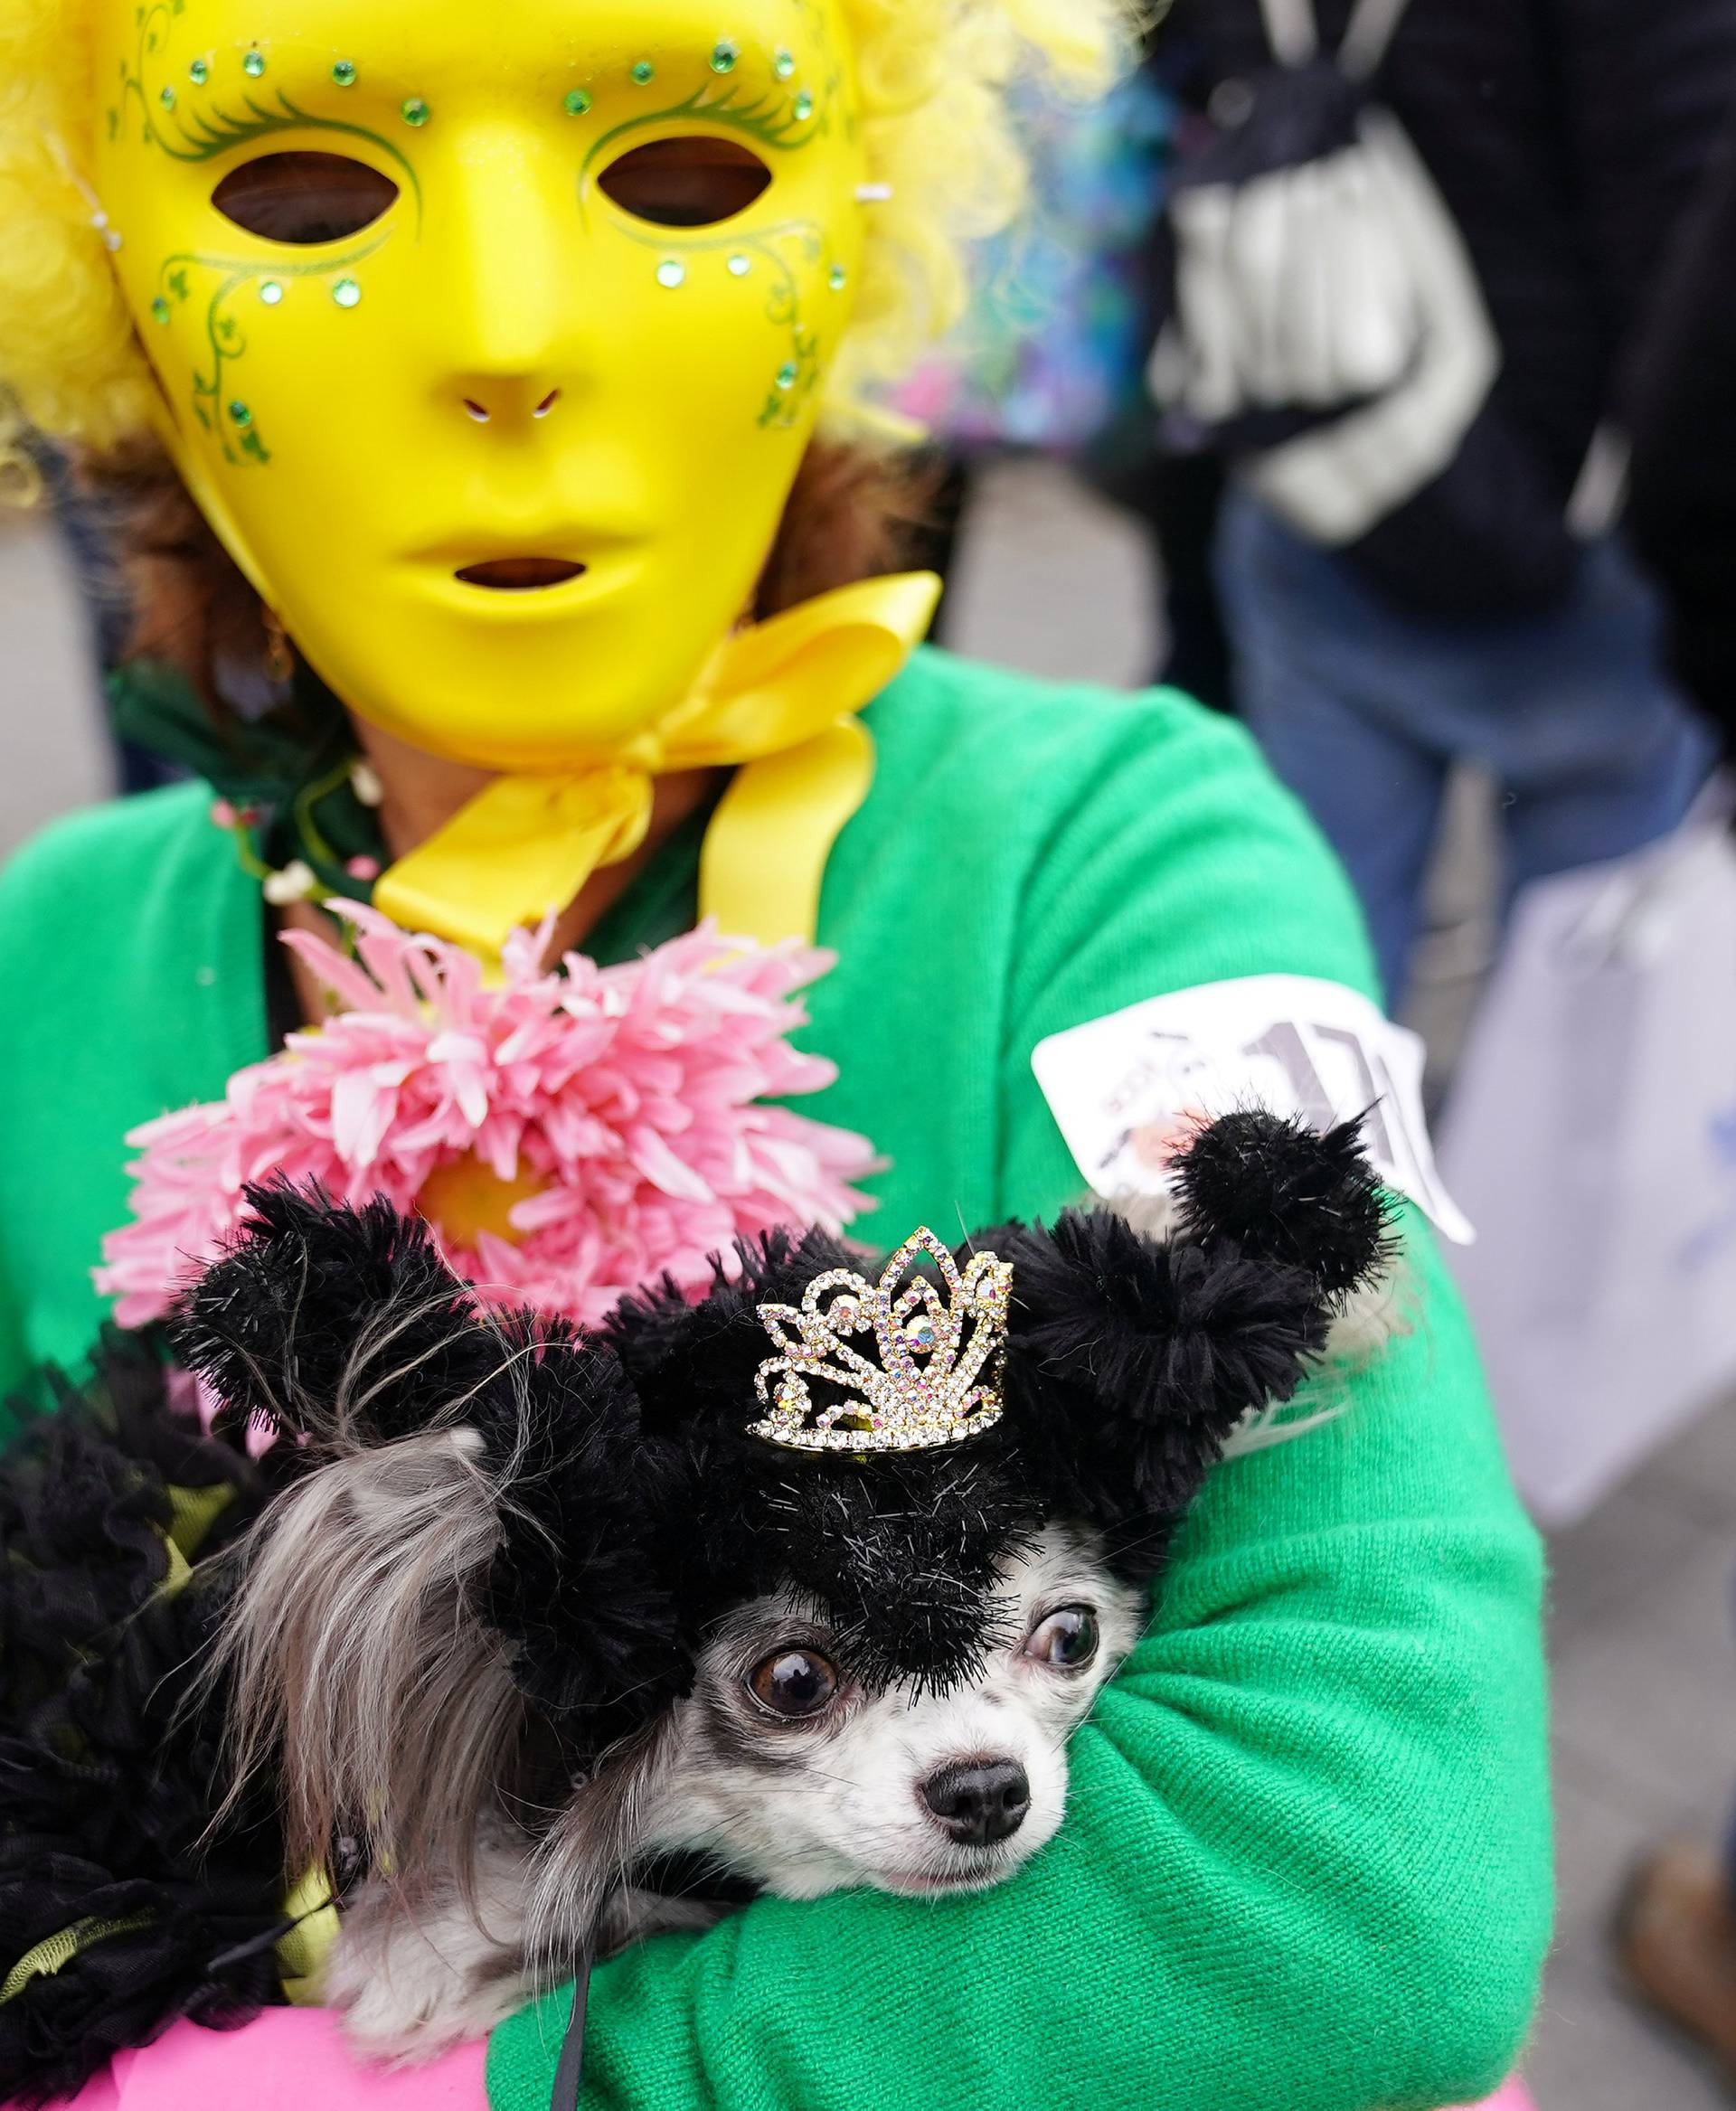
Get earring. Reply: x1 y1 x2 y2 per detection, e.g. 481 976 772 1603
262 606 295 684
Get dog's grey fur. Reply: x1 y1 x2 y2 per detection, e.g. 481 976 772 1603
207 1426 523 1899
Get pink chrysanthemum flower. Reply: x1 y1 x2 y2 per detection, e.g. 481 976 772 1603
99 907 879 1330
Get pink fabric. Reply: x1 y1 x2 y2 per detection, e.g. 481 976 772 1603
34 2012 487 2111
30 2014 1533 2111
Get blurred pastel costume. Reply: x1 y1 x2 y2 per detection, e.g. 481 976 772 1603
895 71 1173 453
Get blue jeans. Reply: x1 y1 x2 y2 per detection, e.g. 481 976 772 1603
1215 492 1717 1009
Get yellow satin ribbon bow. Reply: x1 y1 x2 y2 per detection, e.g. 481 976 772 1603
374 571 942 958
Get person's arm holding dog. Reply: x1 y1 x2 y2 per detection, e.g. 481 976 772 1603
483 699 1550 2111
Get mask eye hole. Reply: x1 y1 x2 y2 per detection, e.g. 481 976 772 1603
747 1646 839 1720
598 136 772 227
212 151 400 244
1024 1606 1099 1673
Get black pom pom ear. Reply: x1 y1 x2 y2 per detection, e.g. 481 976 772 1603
996 1211 1331 1569
1169 1108 1396 1297
991 1110 1393 1580
170 1182 499 1448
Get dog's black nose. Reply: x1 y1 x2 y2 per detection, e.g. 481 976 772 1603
920 1758 1031 1846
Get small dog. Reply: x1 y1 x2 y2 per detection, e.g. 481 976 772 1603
309 1518 1146 2055
0 1108 1392 2097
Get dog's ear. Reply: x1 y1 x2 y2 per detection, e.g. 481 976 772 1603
171 1180 499 1448
994 1110 1393 1574
181 1184 694 1779
209 1417 524 1899
210 1309 691 1897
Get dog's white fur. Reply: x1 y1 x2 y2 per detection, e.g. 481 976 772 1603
640 1525 1142 1902
296 1523 1138 2059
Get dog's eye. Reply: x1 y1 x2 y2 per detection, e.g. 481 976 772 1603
1025 1606 1099 1671
748 1647 839 1720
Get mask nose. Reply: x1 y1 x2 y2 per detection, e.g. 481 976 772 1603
439 121 584 425
920 1758 1031 1847
458 385 562 427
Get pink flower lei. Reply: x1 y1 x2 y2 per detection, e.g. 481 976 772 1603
99 906 879 1331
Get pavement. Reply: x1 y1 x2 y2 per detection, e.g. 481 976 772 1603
0 504 110 848
5 457 1736 2108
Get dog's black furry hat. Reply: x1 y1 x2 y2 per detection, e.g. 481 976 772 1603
0 1332 298 2106
175 1109 1394 1712
594 1228 1033 1694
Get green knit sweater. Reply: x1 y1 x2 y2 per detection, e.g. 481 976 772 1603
0 648 1549 2109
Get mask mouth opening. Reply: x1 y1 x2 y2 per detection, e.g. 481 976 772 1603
454 557 588 591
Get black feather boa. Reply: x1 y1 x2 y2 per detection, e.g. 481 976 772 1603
0 1334 296 2106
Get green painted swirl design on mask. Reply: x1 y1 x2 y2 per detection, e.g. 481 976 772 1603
577 72 828 200
111 3 421 217
789 1 855 142
153 232 390 466
620 218 831 431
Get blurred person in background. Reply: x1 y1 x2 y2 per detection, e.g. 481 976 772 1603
1623 105 1736 763
1082 14 1241 708
1613 88 1736 2078
1152 0 1734 1012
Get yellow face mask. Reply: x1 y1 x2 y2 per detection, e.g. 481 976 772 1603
93 0 873 776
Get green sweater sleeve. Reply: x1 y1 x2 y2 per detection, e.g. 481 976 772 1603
0 782 267 1433
489 702 1551 2111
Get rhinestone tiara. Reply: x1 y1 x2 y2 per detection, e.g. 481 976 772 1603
748 1227 1012 1454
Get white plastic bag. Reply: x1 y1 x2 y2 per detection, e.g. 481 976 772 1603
1437 805 1736 1525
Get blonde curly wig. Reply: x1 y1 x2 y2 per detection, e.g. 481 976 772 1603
0 0 1137 489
